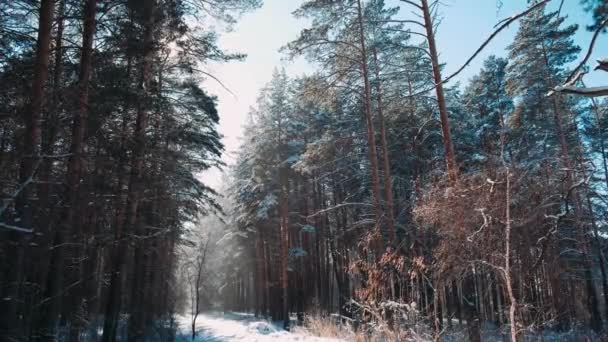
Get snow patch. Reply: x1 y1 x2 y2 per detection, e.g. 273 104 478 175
248 321 276 335
177 312 344 341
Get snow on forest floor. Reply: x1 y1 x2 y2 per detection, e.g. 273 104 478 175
175 312 346 342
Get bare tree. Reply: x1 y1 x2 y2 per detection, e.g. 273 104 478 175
187 238 211 341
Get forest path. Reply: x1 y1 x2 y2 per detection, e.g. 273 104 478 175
176 312 344 341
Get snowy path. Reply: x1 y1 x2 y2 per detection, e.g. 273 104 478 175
176 312 345 342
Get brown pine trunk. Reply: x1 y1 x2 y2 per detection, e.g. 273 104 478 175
37 0 65 218
32 0 65 335
42 0 97 335
16 0 54 221
317 180 326 311
280 167 290 330
255 233 266 316
66 0 96 213
263 237 270 316
2 0 55 337
372 47 395 245
420 0 458 183
356 0 384 246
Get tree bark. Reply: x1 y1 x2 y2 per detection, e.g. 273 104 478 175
40 0 97 336
16 0 54 222
420 0 458 183
372 47 396 246
3 0 54 336
504 169 518 342
280 167 290 330
355 0 385 249
32 0 65 336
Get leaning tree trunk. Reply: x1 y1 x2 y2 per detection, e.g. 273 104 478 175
420 0 458 183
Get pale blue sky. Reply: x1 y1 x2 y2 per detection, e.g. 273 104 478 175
200 0 608 188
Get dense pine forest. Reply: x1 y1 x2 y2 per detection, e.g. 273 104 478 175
1 0 607 341
0 0 260 340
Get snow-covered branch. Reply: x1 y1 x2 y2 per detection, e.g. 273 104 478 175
0 222 33 234
306 202 373 218
440 0 551 86
550 17 608 97
564 18 608 82
554 86 608 97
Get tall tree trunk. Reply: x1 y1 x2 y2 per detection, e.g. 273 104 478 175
2 0 54 337
37 0 65 223
504 169 518 342
498 95 518 341
355 0 385 248
420 0 458 182
588 98 608 322
255 232 266 317
16 0 54 224
280 167 290 330
548 84 601 331
372 47 395 246
32 0 65 335
39 0 98 336
66 0 96 230
530 42 585 329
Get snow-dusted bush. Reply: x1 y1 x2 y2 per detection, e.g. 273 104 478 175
349 300 434 342
298 313 355 340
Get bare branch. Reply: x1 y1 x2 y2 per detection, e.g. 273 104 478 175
306 202 373 218
369 19 425 29
440 0 550 86
398 0 423 10
0 222 33 233
595 58 608 72
564 18 608 84
0 176 34 217
554 85 608 97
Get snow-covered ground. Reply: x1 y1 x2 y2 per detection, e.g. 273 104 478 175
176 312 345 342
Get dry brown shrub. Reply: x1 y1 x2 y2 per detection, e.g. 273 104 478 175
413 169 561 276
414 172 509 276
295 313 355 340
349 300 433 341
414 167 569 327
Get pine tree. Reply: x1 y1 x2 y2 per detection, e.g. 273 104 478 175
0 0 259 339
506 2 580 162
462 56 513 169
